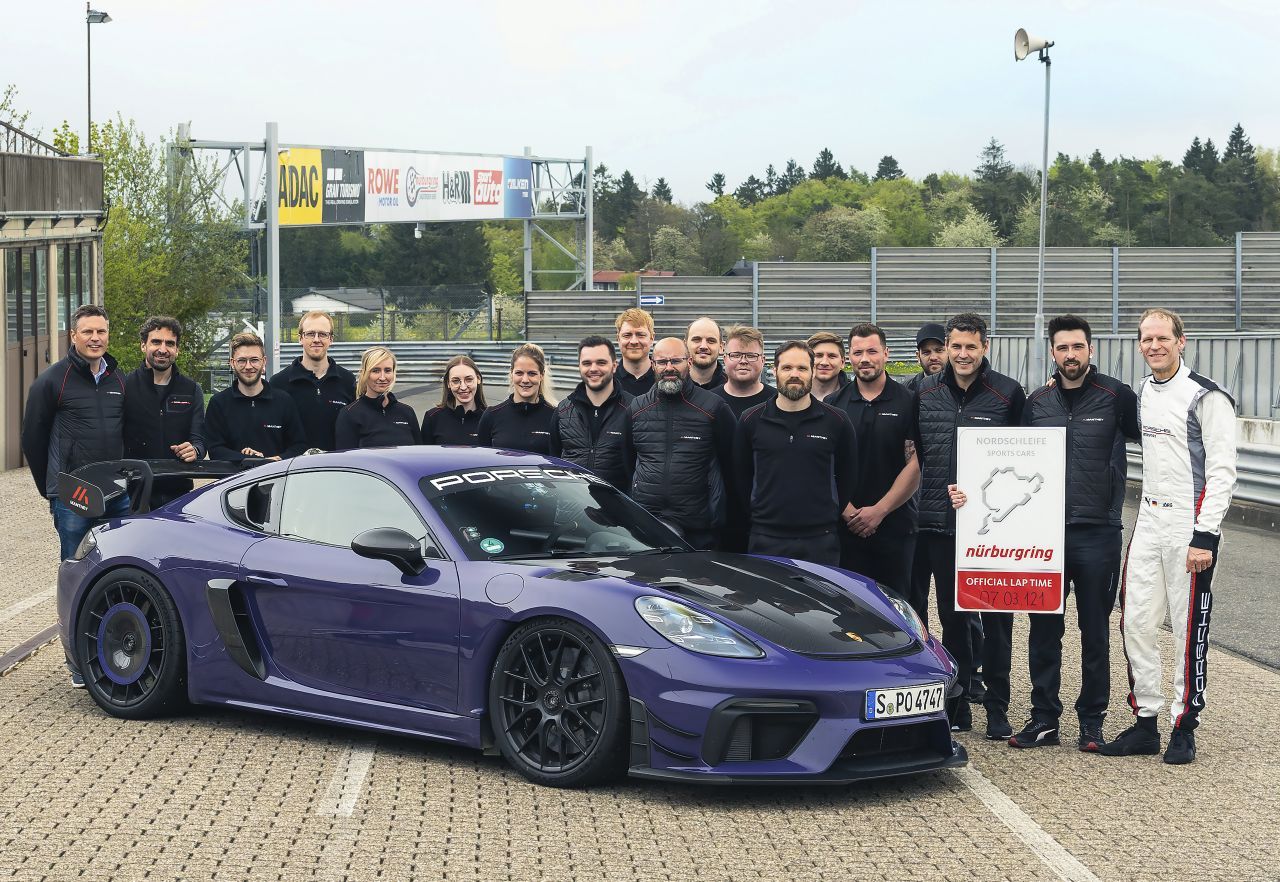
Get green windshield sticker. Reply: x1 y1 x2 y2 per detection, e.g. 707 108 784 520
479 538 505 555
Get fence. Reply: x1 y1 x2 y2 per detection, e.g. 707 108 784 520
526 235 1280 341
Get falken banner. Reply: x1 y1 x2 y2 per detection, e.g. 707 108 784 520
277 148 534 226
954 427 1066 614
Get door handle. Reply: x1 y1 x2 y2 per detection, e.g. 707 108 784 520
245 573 288 588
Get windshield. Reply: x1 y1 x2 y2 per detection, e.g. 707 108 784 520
421 471 686 561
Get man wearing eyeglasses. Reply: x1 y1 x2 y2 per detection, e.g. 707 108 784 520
206 332 307 462
712 325 776 419
626 337 738 550
270 310 356 450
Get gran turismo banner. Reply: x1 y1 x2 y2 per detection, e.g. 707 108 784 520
953 427 1066 614
277 147 534 226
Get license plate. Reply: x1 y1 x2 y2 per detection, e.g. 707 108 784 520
864 682 946 720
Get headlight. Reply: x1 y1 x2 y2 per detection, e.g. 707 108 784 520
878 585 929 643
634 596 764 658
71 528 98 562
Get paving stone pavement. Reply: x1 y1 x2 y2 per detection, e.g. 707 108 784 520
0 466 1277 882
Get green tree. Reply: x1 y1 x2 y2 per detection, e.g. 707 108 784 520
809 147 846 181
874 155 905 181
0 84 33 132
934 207 1004 247
795 206 888 261
483 223 523 296
1012 184 1136 247
592 232 637 270
706 172 726 197
91 116 247 374
649 225 703 274
865 177 928 245
780 159 806 193
651 177 673 203
973 137 1034 238
733 175 767 206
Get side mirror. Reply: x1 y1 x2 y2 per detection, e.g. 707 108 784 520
352 527 427 576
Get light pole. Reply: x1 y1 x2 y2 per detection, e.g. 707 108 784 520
1015 28 1053 383
86 4 112 153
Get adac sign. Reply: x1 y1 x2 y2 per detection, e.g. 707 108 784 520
278 148 322 225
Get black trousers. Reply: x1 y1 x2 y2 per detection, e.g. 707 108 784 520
1028 524 1121 726
840 529 915 596
749 530 841 567
917 531 1011 712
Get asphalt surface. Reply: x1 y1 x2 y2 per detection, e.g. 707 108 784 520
1 463 1277 882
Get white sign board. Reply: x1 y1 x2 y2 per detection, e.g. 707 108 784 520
954 427 1066 614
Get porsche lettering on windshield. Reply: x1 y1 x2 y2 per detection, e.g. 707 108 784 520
424 466 608 495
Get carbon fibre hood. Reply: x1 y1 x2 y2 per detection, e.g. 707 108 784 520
541 552 914 657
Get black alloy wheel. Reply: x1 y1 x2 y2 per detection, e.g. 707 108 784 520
489 618 627 787
75 567 187 719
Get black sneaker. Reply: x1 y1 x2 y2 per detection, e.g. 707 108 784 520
68 667 85 689
1078 722 1106 752
949 699 972 732
1098 724 1161 756
1009 719 1060 748
985 708 1013 740
1163 728 1196 765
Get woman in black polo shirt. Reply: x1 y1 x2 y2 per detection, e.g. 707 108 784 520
421 354 487 444
334 347 422 449
476 343 556 454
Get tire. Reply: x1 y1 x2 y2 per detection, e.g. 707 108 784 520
75 567 187 719
488 617 628 788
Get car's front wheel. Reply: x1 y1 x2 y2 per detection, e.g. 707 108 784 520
75 567 187 719
488 618 628 787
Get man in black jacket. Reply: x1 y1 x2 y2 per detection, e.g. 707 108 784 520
1009 315 1138 752
829 323 919 593
123 316 207 508
914 312 1026 738
269 310 356 450
205 332 307 462
686 316 727 390
734 341 857 566
551 336 632 489
626 337 737 549
22 304 130 564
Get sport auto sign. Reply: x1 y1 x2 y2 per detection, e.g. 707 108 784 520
953 427 1066 614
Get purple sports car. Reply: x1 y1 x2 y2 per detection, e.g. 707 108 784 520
57 447 966 787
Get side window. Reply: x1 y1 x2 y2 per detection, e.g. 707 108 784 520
224 478 283 534
279 470 427 549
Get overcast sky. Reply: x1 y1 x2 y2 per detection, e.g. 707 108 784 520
7 0 1280 202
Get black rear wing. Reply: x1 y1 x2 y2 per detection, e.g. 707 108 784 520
57 459 256 519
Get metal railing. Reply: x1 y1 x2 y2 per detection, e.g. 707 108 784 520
0 120 67 157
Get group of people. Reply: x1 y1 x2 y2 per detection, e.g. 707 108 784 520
23 301 1237 766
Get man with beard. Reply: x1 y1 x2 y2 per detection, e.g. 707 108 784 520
123 316 208 508
270 311 356 451
626 337 737 549
807 332 851 400
614 308 656 396
1003 314 1139 752
205 332 308 462
829 323 919 595
734 341 857 566
686 316 727 390
915 312 1025 738
551 335 633 490
713 325 776 418
907 323 948 392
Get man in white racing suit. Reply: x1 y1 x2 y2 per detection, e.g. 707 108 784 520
1100 308 1236 765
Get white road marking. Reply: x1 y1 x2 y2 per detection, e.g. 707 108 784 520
316 739 377 817
0 589 55 626
955 765 1102 882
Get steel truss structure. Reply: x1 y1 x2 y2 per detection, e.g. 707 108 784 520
168 122 591 362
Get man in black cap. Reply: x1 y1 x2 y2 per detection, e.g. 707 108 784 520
907 322 948 392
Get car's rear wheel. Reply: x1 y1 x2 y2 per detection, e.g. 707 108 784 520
489 617 628 788
75 567 187 719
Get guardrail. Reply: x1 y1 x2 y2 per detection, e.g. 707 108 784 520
1127 443 1280 509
